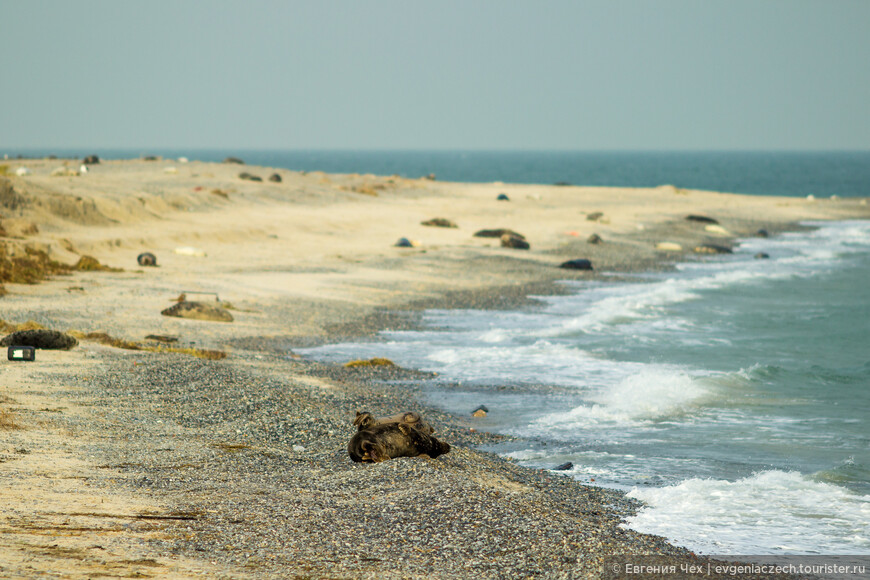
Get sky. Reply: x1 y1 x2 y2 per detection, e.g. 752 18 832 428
2 0 869 151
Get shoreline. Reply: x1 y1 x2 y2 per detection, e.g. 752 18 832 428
2 159 868 578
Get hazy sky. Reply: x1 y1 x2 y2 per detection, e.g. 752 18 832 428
2 1 868 151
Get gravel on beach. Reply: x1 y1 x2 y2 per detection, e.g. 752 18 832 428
14 345 790 580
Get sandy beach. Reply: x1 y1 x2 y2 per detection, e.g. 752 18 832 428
2 157 868 579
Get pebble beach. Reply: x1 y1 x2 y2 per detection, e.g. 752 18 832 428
2 157 868 578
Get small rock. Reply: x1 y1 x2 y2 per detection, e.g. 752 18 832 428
501 233 529 250
472 405 489 417
292 445 305 453
656 242 683 252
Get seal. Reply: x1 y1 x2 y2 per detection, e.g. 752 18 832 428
501 233 530 250
353 410 434 434
137 252 157 267
161 301 234 322
348 410 450 463
0 329 78 350
559 259 593 270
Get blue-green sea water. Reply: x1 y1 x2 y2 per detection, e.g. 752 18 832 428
6 149 870 198
301 221 870 555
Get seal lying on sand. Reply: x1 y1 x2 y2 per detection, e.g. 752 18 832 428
0 329 78 350
137 252 157 266
348 410 450 463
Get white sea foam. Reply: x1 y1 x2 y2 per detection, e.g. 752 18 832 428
625 470 870 555
529 368 711 432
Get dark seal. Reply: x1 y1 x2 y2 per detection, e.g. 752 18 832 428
501 233 530 250
348 410 450 463
0 329 78 350
559 259 593 270
137 252 157 267
686 215 719 225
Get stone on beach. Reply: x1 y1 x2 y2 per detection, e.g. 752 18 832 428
161 301 234 322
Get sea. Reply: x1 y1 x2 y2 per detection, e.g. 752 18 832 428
9 149 870 556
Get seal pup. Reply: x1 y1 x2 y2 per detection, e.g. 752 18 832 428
353 410 434 434
137 252 157 266
348 410 450 463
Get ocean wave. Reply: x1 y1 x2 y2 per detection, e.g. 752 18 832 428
624 470 870 555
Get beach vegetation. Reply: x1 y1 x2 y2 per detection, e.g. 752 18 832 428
0 407 23 430
0 244 72 286
344 357 396 368
69 330 228 360
0 319 46 333
73 255 123 272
